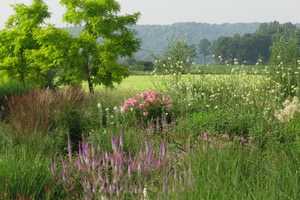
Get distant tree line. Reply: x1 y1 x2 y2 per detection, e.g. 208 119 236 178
123 21 300 70
211 21 300 65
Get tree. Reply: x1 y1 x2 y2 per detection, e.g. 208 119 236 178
212 36 234 64
153 37 197 86
59 0 141 93
0 0 51 85
198 39 211 65
162 38 196 73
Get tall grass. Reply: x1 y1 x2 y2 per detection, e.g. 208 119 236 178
0 80 34 121
178 141 300 200
0 145 52 200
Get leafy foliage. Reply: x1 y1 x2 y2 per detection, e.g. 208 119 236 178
59 0 141 93
0 0 51 86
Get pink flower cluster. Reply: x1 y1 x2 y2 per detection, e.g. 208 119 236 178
123 91 173 115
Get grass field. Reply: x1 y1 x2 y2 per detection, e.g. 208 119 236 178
94 73 268 93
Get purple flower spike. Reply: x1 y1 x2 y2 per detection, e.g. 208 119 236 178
67 135 72 161
145 135 150 154
50 157 56 175
160 138 167 156
128 164 133 177
97 143 101 152
91 141 95 156
51 130 180 199
118 129 123 150
111 136 118 154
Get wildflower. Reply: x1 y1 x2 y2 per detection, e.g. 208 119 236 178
119 106 125 113
143 185 149 200
143 112 149 116
275 96 300 122
222 134 229 139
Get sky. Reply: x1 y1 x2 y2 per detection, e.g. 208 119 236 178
0 0 299 29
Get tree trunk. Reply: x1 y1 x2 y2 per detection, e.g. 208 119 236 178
84 59 94 94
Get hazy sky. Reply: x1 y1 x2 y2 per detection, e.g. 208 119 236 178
0 0 299 29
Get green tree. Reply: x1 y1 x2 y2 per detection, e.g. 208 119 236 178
0 0 51 85
159 38 196 74
59 0 141 93
212 36 234 64
198 39 211 65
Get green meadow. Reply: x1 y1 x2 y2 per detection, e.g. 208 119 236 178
1 68 300 199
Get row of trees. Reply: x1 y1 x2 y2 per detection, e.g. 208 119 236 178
0 0 141 93
211 21 300 65
122 21 300 69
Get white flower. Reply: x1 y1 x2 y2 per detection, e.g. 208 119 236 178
97 103 102 108
143 185 149 200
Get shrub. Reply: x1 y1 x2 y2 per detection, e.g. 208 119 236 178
269 32 300 97
0 80 34 121
274 96 300 122
59 109 88 152
175 110 260 139
122 91 173 123
3 86 87 145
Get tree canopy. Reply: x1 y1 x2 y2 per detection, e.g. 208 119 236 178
0 0 51 85
0 0 141 92
59 0 141 93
